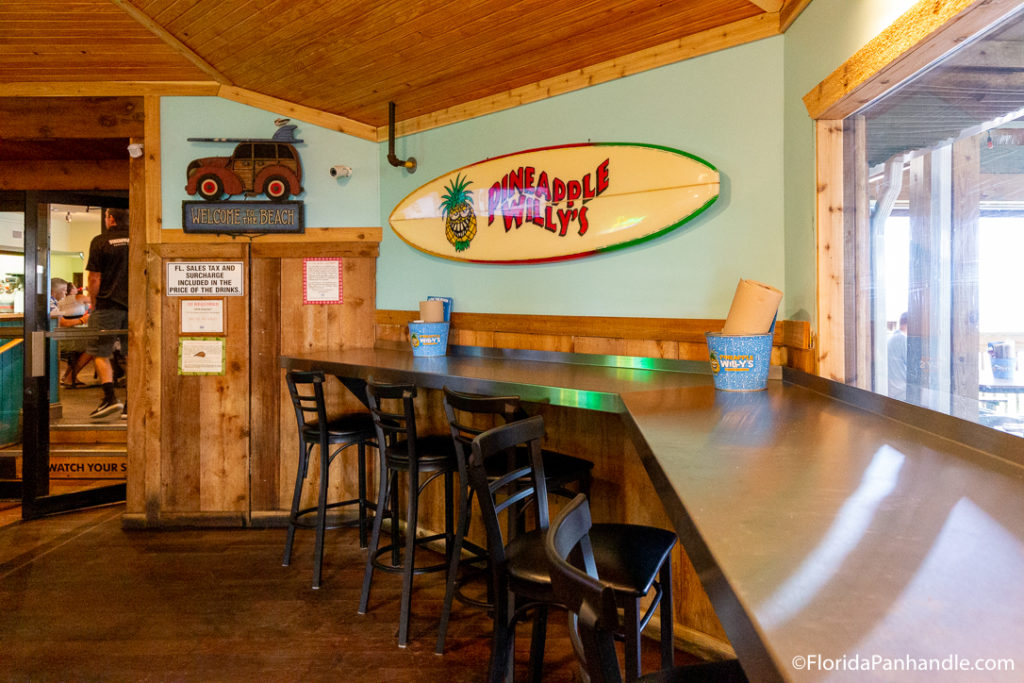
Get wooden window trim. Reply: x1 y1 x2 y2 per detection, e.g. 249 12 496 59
805 0 1021 380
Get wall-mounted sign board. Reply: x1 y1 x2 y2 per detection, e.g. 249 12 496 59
388 142 719 263
166 262 244 296
180 299 225 334
303 257 343 305
182 201 304 234
179 337 225 375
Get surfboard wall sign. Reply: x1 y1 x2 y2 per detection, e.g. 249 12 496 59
388 142 719 264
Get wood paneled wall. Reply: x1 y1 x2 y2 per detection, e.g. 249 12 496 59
125 229 381 528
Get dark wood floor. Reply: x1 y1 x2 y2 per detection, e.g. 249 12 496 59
0 504 699 681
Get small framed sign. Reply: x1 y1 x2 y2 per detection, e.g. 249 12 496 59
180 299 225 334
179 337 226 375
303 257 344 305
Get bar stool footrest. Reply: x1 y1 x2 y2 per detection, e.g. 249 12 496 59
370 536 450 575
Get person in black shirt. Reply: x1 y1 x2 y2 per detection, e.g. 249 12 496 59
86 208 130 420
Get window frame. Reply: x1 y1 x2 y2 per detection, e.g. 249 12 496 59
806 0 1023 383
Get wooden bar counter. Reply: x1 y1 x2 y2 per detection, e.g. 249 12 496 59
281 345 1024 682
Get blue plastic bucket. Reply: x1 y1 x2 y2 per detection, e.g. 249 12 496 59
409 321 450 357
991 357 1015 380
705 332 773 391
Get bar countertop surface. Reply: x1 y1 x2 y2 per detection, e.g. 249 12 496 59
281 346 1024 682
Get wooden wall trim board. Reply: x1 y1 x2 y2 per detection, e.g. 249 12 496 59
376 13 780 140
218 86 378 142
779 0 814 32
376 309 812 350
157 227 382 245
802 0 1021 119
376 309 815 372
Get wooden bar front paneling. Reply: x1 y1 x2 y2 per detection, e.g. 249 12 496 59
376 309 813 372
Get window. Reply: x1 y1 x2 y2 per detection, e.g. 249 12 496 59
816 5 1024 438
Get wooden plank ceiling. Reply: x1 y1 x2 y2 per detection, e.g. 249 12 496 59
0 0 808 132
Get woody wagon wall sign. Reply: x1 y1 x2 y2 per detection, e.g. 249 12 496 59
182 119 305 234
388 142 719 263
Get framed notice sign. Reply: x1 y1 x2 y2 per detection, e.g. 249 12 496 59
167 262 244 296
303 257 344 305
180 299 225 334
179 337 225 375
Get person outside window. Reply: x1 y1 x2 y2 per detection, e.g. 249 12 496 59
85 208 129 420
888 312 908 401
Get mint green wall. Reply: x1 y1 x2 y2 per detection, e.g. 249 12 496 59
161 97 380 229
782 0 919 322
377 38 785 318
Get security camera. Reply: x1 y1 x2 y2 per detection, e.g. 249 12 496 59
330 165 352 178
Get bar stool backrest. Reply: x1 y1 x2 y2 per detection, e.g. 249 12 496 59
286 370 330 438
442 386 525 481
545 493 624 683
468 416 549 566
364 379 418 464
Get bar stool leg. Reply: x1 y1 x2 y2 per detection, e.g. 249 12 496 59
435 485 472 654
488 585 514 683
359 458 391 614
357 442 368 549
623 598 642 682
282 442 310 567
658 562 674 670
389 472 401 566
527 603 548 683
397 465 420 648
311 439 331 590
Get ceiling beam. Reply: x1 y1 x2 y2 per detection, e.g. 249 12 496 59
0 82 220 97
0 160 128 190
108 0 233 85
0 97 144 139
748 0 783 11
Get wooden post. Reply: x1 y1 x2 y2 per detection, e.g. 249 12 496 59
951 135 980 420
816 120 846 382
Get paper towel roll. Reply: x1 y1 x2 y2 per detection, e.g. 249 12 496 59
419 299 445 323
722 279 782 335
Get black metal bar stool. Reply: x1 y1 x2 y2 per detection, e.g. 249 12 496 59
546 494 748 683
358 379 458 648
468 417 677 682
282 369 376 589
436 386 595 655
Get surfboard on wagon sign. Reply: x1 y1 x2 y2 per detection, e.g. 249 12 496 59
388 142 719 264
